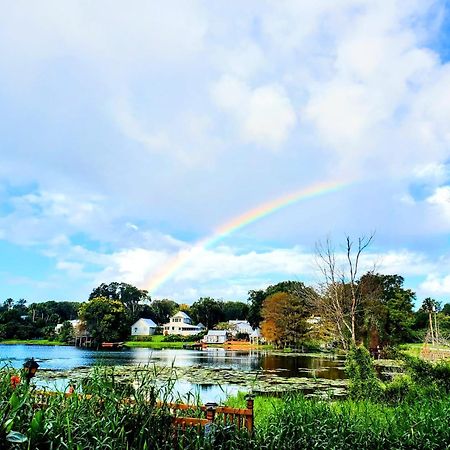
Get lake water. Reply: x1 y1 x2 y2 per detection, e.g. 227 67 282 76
0 344 346 402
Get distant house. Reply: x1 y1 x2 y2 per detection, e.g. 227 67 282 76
250 328 263 344
131 318 158 336
163 311 205 336
55 319 82 334
228 320 253 336
203 330 230 344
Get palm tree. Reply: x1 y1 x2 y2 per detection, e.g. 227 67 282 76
422 298 439 344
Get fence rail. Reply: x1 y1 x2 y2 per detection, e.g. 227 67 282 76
33 391 255 434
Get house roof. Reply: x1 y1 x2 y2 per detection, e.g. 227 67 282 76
173 311 190 319
133 318 157 327
206 330 228 336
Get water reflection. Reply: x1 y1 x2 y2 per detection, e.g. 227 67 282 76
0 345 345 379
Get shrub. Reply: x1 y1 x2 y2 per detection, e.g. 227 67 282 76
345 345 383 401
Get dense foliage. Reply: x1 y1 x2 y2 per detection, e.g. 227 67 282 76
1 359 449 450
1 274 449 348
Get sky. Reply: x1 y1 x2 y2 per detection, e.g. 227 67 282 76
0 0 450 307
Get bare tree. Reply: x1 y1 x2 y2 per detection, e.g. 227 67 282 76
315 234 374 349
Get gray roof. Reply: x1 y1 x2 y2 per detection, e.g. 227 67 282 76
207 330 228 336
134 318 157 327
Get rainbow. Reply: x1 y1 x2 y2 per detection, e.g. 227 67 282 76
145 178 349 294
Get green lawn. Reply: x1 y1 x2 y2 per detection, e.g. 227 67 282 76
125 335 185 349
0 339 66 346
398 342 450 358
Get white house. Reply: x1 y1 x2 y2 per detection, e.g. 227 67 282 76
163 311 205 336
228 320 253 336
203 330 230 344
131 318 158 336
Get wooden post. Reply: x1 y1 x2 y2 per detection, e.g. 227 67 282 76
205 402 217 423
245 394 255 434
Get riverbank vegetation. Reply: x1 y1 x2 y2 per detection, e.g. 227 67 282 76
1 349 449 449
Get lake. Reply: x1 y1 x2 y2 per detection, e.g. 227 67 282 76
0 344 346 402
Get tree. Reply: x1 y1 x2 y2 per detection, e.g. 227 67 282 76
247 290 266 329
189 297 224 329
315 235 374 349
359 273 415 346
442 303 450 316
222 301 249 321
148 299 179 325
79 296 128 343
421 298 440 344
247 281 312 329
260 286 312 347
89 282 150 324
58 321 75 343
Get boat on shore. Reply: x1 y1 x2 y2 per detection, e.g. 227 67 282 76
100 342 125 350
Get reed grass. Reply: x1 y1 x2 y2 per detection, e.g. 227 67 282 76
1 364 449 449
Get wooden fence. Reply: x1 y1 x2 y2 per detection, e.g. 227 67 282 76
34 391 255 435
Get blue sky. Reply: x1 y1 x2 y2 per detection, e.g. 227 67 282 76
1 1 450 307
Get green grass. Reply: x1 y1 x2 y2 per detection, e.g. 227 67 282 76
125 335 185 349
398 343 450 358
1 364 449 449
0 339 66 346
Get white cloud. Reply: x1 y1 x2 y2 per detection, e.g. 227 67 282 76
426 186 450 221
211 75 296 149
420 274 450 296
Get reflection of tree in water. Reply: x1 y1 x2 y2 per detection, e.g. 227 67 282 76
260 355 346 380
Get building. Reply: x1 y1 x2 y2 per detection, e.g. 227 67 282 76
228 320 253 336
203 330 230 344
55 319 82 334
131 318 158 336
162 311 205 336
250 328 263 345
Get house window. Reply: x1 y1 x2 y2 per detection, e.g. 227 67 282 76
134 328 138 333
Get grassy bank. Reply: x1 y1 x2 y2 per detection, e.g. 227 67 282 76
398 342 450 358
125 335 185 349
0 339 66 346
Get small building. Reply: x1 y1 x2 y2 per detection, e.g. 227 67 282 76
163 311 205 336
203 330 230 344
250 328 263 345
131 318 157 336
228 320 253 336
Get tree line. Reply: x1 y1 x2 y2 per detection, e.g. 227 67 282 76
1 236 449 347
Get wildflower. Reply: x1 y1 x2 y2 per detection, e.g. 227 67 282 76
10 375 21 389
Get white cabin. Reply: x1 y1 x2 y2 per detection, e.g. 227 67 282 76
203 330 230 344
131 318 157 336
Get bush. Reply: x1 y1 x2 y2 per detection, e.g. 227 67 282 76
403 355 450 393
345 345 383 401
162 332 205 343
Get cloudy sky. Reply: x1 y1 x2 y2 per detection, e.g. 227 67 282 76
1 0 450 306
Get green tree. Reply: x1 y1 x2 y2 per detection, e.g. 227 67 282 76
421 298 440 344
79 297 128 343
190 297 224 329
359 273 415 346
58 321 75 343
148 299 179 325
89 282 150 324
222 301 249 321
